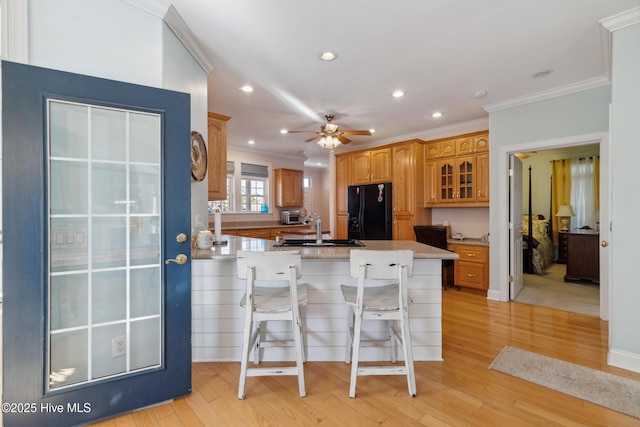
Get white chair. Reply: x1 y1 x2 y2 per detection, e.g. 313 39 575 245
236 250 307 399
341 249 416 398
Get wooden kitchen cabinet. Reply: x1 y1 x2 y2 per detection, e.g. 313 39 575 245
352 147 392 184
424 160 439 206
425 139 456 160
424 131 489 207
476 153 490 203
233 228 271 239
335 154 351 215
274 168 303 207
207 112 231 201
448 243 489 291
391 140 429 240
456 132 489 155
437 156 476 204
271 226 312 238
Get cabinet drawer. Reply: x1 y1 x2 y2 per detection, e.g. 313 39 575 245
271 227 312 237
455 262 486 289
234 228 271 239
449 244 487 263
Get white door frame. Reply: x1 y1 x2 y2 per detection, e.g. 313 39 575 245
496 131 610 321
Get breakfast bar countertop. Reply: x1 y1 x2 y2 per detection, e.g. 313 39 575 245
191 235 459 261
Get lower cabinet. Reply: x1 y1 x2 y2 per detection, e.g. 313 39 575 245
448 243 489 290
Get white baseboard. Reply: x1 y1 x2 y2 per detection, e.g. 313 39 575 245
486 289 502 301
608 348 640 374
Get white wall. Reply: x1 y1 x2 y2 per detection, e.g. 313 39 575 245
431 208 489 239
27 0 209 243
609 20 640 371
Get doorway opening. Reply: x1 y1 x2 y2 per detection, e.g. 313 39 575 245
500 133 611 320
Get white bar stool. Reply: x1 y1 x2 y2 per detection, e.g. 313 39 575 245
341 249 416 398
236 250 307 399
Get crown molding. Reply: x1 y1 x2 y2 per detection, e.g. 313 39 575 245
122 0 213 73
482 76 611 113
334 118 489 154
1 0 29 63
599 7 640 32
163 5 214 73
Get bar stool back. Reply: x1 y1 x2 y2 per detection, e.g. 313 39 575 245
236 250 307 399
341 249 416 397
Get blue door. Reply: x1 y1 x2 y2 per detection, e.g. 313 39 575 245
2 61 192 426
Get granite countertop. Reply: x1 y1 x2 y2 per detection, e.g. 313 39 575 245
447 237 490 247
192 235 459 261
219 222 312 231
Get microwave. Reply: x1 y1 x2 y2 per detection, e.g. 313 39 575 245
281 210 304 225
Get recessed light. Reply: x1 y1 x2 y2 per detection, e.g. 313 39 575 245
280 129 288 134
431 112 443 118
392 90 404 98
239 85 254 93
319 51 337 61
473 90 487 98
248 140 255 145
369 128 376 134
533 69 553 78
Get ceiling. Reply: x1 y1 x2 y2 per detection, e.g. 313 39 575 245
163 0 637 168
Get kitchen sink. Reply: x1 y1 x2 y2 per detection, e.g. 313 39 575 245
274 239 365 247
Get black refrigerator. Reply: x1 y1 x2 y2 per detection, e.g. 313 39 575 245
347 182 393 240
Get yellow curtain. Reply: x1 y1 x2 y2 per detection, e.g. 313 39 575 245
551 159 571 244
593 156 600 212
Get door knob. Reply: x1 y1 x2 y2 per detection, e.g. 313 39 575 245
165 254 188 265
601 240 608 248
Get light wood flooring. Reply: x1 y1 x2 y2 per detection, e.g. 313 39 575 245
91 290 640 426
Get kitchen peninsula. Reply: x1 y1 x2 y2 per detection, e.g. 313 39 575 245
191 235 458 363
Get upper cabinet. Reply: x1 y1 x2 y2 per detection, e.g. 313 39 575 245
352 147 392 184
207 112 231 201
424 138 456 160
424 131 489 207
456 134 489 156
274 168 303 207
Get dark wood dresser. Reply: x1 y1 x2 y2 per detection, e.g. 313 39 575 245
564 230 599 283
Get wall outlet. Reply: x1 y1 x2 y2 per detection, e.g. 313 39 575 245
112 335 126 358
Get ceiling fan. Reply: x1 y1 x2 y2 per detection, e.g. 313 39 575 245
288 114 372 147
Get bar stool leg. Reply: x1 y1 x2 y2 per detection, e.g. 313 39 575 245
349 308 363 398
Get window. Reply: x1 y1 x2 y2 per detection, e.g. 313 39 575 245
210 161 270 213
303 177 311 188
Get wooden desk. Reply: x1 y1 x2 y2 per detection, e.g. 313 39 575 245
564 230 599 283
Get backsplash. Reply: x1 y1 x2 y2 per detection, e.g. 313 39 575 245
430 207 489 239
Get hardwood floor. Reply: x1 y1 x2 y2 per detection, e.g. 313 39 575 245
91 290 640 426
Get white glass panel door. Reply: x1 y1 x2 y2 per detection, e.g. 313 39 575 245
48 100 162 390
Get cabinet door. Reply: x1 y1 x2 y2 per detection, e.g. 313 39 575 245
393 215 415 241
274 168 303 207
335 154 351 214
207 113 231 201
352 151 371 184
473 134 489 153
440 139 456 158
455 137 474 155
456 156 476 202
476 153 490 203
370 147 391 182
336 214 349 239
392 144 415 215
425 142 440 160
424 160 439 206
437 159 456 203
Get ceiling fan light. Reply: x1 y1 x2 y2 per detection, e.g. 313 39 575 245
317 136 340 149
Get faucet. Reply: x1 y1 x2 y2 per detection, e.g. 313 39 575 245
310 213 323 244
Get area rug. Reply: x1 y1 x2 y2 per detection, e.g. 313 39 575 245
489 346 640 419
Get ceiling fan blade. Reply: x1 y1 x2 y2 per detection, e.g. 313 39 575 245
336 134 351 144
340 130 372 136
287 130 318 134
304 135 322 143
